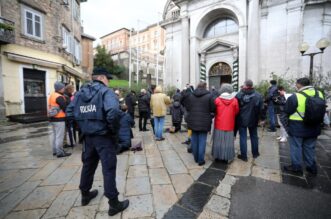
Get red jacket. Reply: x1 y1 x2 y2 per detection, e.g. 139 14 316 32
214 96 239 131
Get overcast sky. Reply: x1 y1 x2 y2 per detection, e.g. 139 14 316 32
81 0 168 44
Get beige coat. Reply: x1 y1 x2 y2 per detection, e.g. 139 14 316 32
150 86 171 117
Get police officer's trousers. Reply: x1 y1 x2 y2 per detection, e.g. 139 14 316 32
79 135 119 199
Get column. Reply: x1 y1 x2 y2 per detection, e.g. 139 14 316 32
0 55 6 119
247 0 260 83
181 2 190 88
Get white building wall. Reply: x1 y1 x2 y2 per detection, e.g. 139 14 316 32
164 21 182 87
162 0 331 88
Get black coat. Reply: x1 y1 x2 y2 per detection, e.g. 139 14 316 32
138 93 150 113
125 93 137 115
118 112 135 147
236 88 264 128
186 88 215 132
170 101 184 123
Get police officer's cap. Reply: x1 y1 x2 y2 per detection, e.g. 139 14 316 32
93 67 113 79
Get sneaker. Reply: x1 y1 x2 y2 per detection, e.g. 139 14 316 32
53 153 56 156
81 189 98 206
187 148 192 153
276 136 282 140
237 154 248 162
283 165 303 175
253 153 260 159
306 166 317 175
108 197 129 216
143 129 150 132
279 137 287 143
57 152 71 158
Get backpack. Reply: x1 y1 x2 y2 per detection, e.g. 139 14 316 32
297 89 326 125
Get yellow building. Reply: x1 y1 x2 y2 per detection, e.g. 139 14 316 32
0 0 92 119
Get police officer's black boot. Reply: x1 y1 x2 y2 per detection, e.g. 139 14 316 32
81 189 98 206
108 197 129 216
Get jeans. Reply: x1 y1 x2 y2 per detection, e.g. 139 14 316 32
139 111 148 131
51 122 65 155
191 131 207 163
239 126 259 159
288 136 317 171
154 116 165 139
268 104 276 130
80 135 119 199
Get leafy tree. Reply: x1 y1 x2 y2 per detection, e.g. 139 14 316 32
93 45 124 77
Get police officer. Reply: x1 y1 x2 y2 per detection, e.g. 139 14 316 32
66 67 129 216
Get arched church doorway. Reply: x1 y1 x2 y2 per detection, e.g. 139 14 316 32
208 62 232 90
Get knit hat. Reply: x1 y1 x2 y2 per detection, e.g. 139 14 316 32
219 83 233 94
54 81 65 92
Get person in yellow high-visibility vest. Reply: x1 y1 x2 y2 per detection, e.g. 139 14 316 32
283 77 324 175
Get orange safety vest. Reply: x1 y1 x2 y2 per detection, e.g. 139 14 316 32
48 92 66 118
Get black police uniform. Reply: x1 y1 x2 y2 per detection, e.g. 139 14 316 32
66 80 120 200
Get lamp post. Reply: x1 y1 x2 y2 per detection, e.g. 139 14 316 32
299 38 330 82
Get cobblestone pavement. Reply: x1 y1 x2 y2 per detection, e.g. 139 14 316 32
0 118 330 219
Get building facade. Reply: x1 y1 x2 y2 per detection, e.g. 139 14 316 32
100 24 166 85
162 0 331 90
0 0 93 118
81 32 96 79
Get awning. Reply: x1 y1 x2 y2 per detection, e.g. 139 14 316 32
5 52 62 69
5 52 86 79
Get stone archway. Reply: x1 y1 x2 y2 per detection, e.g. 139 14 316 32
208 62 232 90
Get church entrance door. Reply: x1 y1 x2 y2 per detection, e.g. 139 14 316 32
208 62 232 90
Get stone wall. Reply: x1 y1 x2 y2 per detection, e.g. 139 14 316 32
1 0 82 63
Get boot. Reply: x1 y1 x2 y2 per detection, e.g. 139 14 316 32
81 189 98 206
108 197 129 216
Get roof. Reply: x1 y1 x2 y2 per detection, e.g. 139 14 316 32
100 28 130 39
81 33 96 41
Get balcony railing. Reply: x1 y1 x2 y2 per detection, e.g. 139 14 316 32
0 17 15 45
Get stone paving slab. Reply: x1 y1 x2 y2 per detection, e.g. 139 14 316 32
122 194 154 219
152 184 178 219
4 119 326 219
41 165 80 186
42 190 80 218
0 181 41 218
170 174 194 194
4 209 47 219
66 204 98 219
149 168 171 185
125 177 151 196
15 185 63 210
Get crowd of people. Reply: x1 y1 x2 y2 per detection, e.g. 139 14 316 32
47 66 328 216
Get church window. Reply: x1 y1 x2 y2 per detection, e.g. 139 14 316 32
203 17 238 38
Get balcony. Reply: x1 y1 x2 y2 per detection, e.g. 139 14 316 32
0 17 15 45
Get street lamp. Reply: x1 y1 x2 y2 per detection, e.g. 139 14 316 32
299 38 330 82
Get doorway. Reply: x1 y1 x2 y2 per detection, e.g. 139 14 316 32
208 62 232 90
23 68 47 114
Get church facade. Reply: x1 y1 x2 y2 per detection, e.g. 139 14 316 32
161 0 331 90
